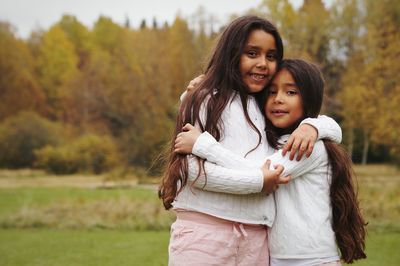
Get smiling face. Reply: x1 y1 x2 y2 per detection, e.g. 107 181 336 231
239 29 278 93
265 68 304 129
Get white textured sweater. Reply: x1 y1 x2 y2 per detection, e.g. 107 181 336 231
191 132 340 258
172 93 342 226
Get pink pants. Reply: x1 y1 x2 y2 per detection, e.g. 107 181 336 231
168 211 269 266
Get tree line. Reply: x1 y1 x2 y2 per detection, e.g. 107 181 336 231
0 0 399 174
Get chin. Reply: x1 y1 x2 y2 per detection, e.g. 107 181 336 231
248 86 264 93
271 122 288 129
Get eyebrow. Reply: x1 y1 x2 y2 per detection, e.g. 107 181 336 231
244 45 261 50
284 82 297 87
270 82 298 87
244 45 277 52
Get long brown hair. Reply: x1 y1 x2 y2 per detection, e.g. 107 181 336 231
158 15 284 210
265 59 367 263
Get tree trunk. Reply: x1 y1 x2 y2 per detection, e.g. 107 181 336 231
361 133 369 165
348 128 354 159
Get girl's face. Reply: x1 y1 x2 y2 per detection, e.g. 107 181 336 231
265 69 304 129
239 29 278 93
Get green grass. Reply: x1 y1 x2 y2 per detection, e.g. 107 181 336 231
0 187 158 216
0 164 398 265
0 187 174 230
352 231 400 266
0 229 169 266
355 165 400 231
0 229 398 266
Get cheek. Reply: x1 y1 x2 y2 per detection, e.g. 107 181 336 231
239 56 247 75
295 101 305 119
270 62 277 76
264 99 272 116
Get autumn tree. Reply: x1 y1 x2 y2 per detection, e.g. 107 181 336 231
56 15 92 69
0 22 45 121
165 16 199 100
62 16 179 166
361 0 400 163
337 0 400 163
36 25 78 118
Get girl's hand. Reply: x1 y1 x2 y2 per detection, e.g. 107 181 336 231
282 124 318 161
261 160 290 194
187 74 205 92
174 123 202 154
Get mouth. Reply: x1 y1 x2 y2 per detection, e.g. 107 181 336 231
249 73 268 82
270 109 288 116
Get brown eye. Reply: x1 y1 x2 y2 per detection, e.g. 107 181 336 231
247 50 257 57
266 52 277 61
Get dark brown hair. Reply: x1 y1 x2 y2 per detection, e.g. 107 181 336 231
158 15 283 210
265 59 367 263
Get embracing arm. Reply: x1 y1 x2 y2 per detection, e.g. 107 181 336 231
192 131 326 179
301 115 342 143
282 115 342 160
265 141 326 178
186 152 285 195
192 132 265 169
185 155 264 194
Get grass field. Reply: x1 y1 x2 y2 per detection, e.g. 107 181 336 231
0 229 398 266
0 165 398 265
0 229 169 266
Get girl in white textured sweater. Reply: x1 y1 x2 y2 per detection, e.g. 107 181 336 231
159 16 342 266
174 59 366 265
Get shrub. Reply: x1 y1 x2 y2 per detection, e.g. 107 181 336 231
35 134 120 174
73 134 120 174
34 146 81 174
0 111 61 168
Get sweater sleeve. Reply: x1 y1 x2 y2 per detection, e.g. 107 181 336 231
186 155 264 194
265 141 327 179
300 115 342 143
192 132 327 180
192 131 265 169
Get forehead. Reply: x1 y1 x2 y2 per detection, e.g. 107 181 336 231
272 69 295 84
245 29 276 49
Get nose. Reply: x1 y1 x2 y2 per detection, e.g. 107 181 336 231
273 91 284 103
256 57 267 69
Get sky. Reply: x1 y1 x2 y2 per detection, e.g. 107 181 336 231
0 0 332 39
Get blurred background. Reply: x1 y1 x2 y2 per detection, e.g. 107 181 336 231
0 0 399 265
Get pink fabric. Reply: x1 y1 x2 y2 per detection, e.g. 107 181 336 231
168 211 269 266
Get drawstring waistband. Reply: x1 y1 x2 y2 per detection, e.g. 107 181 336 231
175 210 264 239
233 223 248 238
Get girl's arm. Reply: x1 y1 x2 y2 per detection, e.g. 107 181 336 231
283 115 342 160
302 115 342 143
196 132 326 179
176 125 326 179
185 155 264 194
185 155 284 195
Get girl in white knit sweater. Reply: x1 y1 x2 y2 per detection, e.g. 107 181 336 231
174 59 367 265
159 15 342 266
